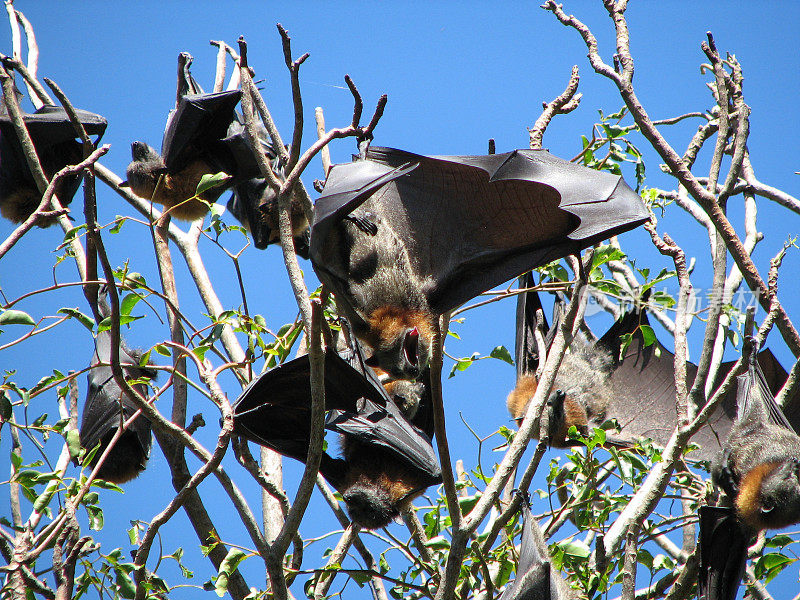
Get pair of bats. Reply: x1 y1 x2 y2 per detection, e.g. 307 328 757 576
234 143 649 527
76 291 156 483
124 53 310 256
0 103 107 226
506 279 800 599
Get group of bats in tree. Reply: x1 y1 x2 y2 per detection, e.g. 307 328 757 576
3 53 799 599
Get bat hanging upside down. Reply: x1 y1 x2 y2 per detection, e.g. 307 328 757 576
124 141 215 221
310 146 649 382
712 354 800 532
507 340 614 447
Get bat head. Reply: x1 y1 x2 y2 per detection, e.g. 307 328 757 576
737 458 800 531
364 307 434 380
130 141 161 163
340 439 429 529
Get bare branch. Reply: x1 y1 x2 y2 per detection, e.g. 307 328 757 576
529 64 582 150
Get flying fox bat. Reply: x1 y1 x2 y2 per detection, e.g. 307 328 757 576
77 294 156 483
226 170 311 258
0 104 107 226
596 304 797 462
500 492 571 600
698 351 800 600
507 286 797 460
507 273 614 447
310 146 649 381
125 53 265 221
697 505 748 600
712 350 800 531
232 328 441 529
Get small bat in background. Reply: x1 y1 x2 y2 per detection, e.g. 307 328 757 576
226 166 311 258
77 291 157 483
506 273 615 447
310 146 649 381
500 492 571 600
0 104 107 226
125 53 257 221
507 285 798 460
232 326 441 529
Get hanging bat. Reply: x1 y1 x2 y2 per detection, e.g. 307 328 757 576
500 492 571 600
712 350 800 531
595 304 797 462
697 505 748 600
0 104 107 226
77 293 156 483
507 285 797 460
125 53 262 221
232 327 441 529
310 145 649 381
507 273 615 447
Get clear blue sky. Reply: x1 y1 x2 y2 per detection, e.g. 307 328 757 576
1 2 799 598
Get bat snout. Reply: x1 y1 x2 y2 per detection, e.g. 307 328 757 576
343 485 398 530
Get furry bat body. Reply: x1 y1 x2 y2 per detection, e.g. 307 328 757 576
507 273 613 447
0 105 107 226
712 355 800 531
311 146 649 380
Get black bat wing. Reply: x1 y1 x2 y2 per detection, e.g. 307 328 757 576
161 89 242 174
232 351 367 460
233 344 441 486
311 146 648 317
595 308 792 461
326 396 442 486
515 272 547 380
500 495 553 600
78 329 152 479
698 505 748 600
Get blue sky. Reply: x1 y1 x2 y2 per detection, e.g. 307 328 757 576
1 2 799 598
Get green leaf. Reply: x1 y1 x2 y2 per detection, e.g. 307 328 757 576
639 324 656 347
86 504 104 530
196 171 232 196
120 293 143 317
0 310 36 326
57 307 95 330
66 430 82 460
97 314 142 331
215 548 247 597
558 540 590 558
62 224 87 243
350 570 371 586
489 345 514 365
115 569 136 599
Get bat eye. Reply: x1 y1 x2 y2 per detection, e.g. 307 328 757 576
760 499 775 516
